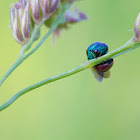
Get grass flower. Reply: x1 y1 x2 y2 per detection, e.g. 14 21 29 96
29 0 59 24
52 7 87 40
10 0 33 45
134 12 140 42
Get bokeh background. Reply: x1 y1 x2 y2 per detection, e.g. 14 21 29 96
0 0 140 140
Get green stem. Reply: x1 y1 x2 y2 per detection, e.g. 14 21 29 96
0 58 23 86
0 24 42 87
0 5 67 87
0 38 140 111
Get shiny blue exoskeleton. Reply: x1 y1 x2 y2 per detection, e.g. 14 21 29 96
86 42 108 60
86 42 113 82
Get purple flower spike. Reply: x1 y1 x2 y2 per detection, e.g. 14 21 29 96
28 0 59 24
10 0 33 45
64 8 87 23
40 0 59 18
52 8 87 41
134 13 140 42
28 0 42 24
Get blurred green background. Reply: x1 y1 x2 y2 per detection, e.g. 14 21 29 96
0 0 140 140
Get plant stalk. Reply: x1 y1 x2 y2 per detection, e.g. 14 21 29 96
0 38 140 111
0 5 67 87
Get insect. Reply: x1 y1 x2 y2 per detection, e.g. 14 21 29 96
86 42 114 82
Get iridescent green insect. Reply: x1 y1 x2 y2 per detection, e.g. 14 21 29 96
86 42 114 82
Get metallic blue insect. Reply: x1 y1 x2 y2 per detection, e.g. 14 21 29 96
86 42 114 82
